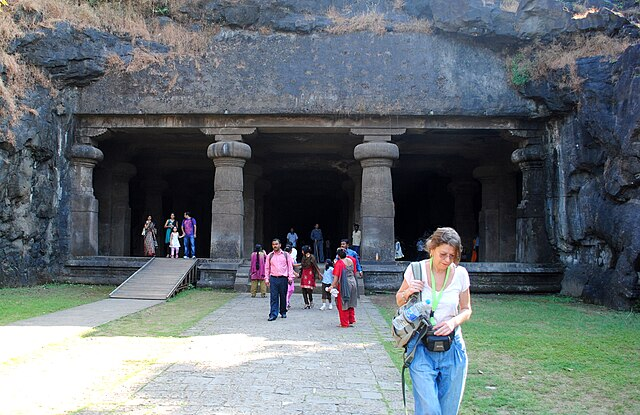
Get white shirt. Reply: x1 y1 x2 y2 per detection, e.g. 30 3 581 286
352 230 362 246
403 260 470 324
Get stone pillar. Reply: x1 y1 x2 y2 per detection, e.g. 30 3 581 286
347 164 363 232
352 129 404 262
512 143 553 263
255 179 271 248
204 128 254 260
95 161 137 256
447 179 479 260
68 143 104 256
111 162 137 256
140 175 168 238
473 165 518 262
243 164 262 258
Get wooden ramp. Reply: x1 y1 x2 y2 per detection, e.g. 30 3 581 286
110 258 198 300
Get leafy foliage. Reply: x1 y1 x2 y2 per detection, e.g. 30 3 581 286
510 53 532 86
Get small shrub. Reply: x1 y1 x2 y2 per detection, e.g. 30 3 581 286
510 33 635 91
509 52 532 86
325 7 387 35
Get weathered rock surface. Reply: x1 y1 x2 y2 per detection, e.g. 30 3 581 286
77 31 538 117
546 45 640 309
9 22 169 87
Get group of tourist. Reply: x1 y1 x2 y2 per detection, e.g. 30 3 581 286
250 231 362 328
141 212 197 258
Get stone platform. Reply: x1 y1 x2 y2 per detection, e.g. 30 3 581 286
61 257 564 294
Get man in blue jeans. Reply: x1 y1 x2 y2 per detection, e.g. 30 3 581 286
264 238 295 321
181 211 197 258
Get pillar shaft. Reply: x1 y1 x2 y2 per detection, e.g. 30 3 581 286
473 165 517 262
448 180 479 260
512 144 553 262
68 144 103 256
207 138 252 260
353 135 401 262
243 164 262 257
111 163 136 256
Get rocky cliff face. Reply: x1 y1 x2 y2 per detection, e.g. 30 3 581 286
1 0 638 309
536 45 640 309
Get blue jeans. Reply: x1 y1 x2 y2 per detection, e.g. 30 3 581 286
408 330 468 415
184 235 195 257
269 277 288 319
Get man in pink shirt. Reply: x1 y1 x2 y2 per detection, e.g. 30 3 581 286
265 238 295 321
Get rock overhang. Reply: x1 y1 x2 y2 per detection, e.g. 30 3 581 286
77 31 541 118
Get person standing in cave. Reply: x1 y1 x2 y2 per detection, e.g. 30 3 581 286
311 223 324 262
163 213 177 257
142 215 157 257
351 223 361 256
181 211 197 259
286 227 298 249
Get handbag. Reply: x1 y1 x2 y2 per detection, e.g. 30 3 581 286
391 262 425 348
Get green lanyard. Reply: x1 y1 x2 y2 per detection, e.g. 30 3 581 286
429 258 450 326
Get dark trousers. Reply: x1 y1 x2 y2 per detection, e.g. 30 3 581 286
321 283 332 302
269 276 288 318
313 240 324 262
302 288 313 305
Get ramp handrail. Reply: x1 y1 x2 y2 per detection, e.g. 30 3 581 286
169 259 199 298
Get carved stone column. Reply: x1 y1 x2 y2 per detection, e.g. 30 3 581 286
95 161 137 256
140 175 168 238
352 129 404 262
68 143 104 256
204 128 254 260
255 179 271 248
346 163 362 232
111 162 137 256
473 165 517 262
447 179 480 260
512 143 553 263
243 164 262 257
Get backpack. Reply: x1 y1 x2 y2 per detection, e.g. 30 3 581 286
391 261 425 348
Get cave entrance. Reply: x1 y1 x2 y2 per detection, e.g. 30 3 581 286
91 124 520 263
261 169 350 261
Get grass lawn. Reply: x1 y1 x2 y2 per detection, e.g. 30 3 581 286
370 293 640 415
0 284 114 325
87 288 237 337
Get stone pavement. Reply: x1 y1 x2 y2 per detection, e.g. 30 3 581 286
0 293 412 415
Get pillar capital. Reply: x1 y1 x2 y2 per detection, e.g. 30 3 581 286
472 164 516 180
448 179 480 196
350 128 406 142
110 162 137 181
75 128 110 145
68 144 104 165
354 141 399 162
511 144 545 169
207 141 252 161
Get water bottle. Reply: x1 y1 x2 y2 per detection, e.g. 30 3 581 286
404 300 432 322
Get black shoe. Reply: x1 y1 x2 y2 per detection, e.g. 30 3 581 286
268 316 277 321
280 314 287 318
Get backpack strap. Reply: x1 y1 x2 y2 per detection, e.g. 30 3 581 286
402 261 426 415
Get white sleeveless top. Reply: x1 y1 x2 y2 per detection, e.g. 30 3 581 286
403 260 470 324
